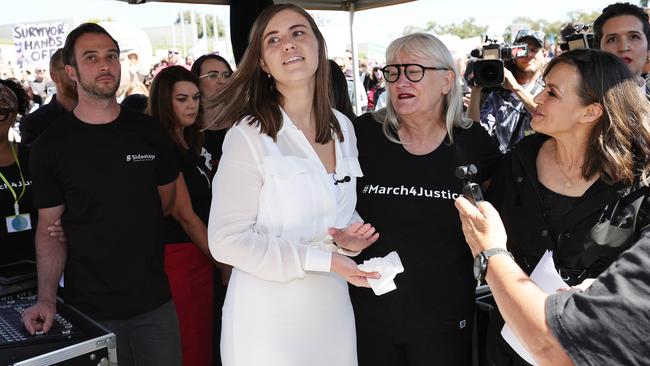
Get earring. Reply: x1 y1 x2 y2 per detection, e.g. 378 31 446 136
267 73 272 79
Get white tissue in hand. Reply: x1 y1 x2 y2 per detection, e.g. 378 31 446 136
357 251 404 295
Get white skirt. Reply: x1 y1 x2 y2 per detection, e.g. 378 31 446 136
220 268 358 366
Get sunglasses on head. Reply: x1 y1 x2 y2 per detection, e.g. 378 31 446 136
199 71 233 80
0 107 16 121
168 50 180 55
515 29 545 41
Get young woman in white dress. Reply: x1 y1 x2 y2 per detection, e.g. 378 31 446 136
205 4 379 366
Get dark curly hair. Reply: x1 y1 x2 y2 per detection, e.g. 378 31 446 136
0 78 30 116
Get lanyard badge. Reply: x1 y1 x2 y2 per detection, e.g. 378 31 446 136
1 143 30 233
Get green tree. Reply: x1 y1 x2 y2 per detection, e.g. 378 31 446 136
85 17 114 24
424 17 488 39
502 10 600 44
175 11 225 39
402 24 425 35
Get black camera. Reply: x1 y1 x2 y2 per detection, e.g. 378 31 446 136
560 24 594 51
465 37 529 88
455 164 484 206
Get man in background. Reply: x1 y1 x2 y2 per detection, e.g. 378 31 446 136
19 49 77 145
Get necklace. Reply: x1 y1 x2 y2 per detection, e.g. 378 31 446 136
553 145 578 188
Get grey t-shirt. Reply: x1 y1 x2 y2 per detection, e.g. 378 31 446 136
545 232 650 365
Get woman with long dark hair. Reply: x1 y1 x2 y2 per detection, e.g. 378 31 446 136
191 54 234 177
147 65 215 366
456 48 650 366
206 4 379 365
485 48 650 365
190 51 236 366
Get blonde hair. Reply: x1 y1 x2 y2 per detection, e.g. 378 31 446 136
372 32 471 143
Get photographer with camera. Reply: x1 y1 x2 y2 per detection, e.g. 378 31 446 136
466 30 545 153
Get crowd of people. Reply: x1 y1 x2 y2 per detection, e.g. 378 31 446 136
1 2 649 366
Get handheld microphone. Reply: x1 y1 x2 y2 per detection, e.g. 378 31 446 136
455 164 484 206
333 175 351 185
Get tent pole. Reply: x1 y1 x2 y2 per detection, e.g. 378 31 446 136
348 3 362 116
180 7 187 56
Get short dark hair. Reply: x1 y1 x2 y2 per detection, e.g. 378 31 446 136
62 23 120 67
49 48 64 71
190 53 233 77
593 2 650 49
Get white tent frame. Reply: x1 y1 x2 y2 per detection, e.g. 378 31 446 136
118 0 414 114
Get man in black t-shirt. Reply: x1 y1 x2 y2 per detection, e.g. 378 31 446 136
21 23 181 366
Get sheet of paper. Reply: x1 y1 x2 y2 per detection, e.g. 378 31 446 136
500 250 568 365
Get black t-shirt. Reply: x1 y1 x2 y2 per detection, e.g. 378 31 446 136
19 94 68 146
163 146 212 244
0 144 36 265
30 107 179 320
203 129 227 176
351 113 501 332
546 231 650 365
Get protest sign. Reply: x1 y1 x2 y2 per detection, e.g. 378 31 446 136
13 21 67 67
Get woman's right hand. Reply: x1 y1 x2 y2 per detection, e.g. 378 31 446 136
47 219 66 243
330 253 380 288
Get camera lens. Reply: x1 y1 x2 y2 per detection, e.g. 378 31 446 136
474 59 504 88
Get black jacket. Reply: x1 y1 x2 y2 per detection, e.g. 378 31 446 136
487 134 650 285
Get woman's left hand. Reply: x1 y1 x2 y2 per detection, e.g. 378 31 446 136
328 222 379 252
47 219 67 243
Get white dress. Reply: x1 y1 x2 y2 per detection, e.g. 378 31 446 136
208 109 363 366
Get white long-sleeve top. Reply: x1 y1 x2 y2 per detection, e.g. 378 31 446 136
208 108 363 283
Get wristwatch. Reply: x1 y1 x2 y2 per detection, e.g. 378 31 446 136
473 248 513 282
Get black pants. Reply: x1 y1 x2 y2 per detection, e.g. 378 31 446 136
99 301 182 366
356 323 473 366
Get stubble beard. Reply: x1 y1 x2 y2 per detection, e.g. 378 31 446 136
76 69 120 99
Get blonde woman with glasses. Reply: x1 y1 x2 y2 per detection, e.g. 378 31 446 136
350 32 501 366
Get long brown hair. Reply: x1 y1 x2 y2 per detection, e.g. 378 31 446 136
544 49 650 185
147 65 204 153
203 4 341 143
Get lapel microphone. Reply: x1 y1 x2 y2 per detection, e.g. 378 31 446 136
333 174 351 185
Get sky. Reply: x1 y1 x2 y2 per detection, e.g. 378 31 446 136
0 0 628 59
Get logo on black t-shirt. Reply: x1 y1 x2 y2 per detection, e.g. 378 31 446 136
125 154 156 162
361 184 461 200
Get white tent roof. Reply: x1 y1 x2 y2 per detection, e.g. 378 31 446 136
117 0 414 113
118 0 413 11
